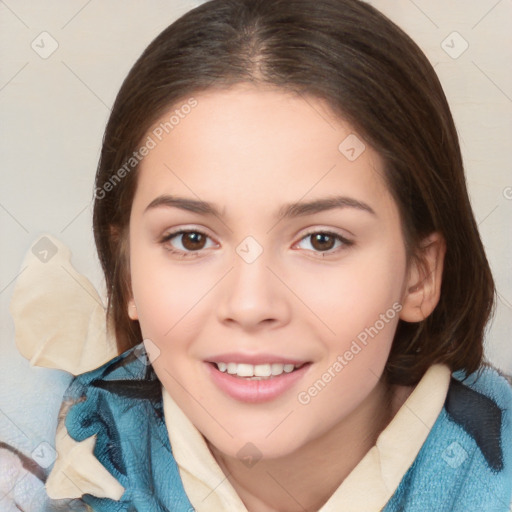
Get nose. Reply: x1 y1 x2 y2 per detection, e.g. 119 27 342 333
216 247 291 332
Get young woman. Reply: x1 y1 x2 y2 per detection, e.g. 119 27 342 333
41 0 511 510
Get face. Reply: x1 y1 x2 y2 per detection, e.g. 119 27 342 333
127 83 411 460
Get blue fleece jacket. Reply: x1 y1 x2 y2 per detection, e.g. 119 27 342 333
55 343 512 512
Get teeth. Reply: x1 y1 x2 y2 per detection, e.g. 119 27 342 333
255 364 272 377
237 364 254 377
271 363 284 376
214 362 303 378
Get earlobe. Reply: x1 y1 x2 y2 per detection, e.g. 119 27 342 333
127 299 139 320
399 232 446 323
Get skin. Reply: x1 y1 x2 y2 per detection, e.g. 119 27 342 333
127 83 445 512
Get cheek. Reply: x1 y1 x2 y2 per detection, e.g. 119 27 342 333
129 242 213 340
292 241 406 346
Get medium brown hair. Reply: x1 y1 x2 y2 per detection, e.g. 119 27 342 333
93 0 495 386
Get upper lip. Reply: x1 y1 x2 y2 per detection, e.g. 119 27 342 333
206 353 309 365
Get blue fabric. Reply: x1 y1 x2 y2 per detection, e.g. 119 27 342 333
58 343 512 512
60 345 194 512
383 367 512 512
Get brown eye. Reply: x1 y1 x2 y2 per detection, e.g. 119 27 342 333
310 233 336 251
295 230 353 256
181 231 207 251
160 229 215 258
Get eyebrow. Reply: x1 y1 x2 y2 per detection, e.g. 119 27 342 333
144 194 376 219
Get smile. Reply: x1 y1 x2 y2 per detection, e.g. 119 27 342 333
213 361 306 379
205 360 312 402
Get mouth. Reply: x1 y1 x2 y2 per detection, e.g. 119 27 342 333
204 359 312 403
208 361 308 380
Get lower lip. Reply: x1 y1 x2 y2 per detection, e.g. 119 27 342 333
205 362 312 403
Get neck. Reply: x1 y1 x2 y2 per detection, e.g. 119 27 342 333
208 375 409 512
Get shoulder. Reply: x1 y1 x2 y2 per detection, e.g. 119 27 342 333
445 364 512 473
451 363 512 408
55 343 194 511
61 342 166 463
65 341 162 400
384 364 512 512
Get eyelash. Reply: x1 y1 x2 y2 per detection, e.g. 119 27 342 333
159 228 354 259
160 229 214 259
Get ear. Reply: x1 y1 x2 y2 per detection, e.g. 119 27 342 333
127 297 139 320
400 232 446 322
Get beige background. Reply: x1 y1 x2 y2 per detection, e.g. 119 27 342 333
1 0 511 374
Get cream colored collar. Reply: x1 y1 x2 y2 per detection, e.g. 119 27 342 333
163 363 451 512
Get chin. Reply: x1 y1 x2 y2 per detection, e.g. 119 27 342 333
202 416 314 463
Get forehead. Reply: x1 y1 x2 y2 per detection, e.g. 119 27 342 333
134 84 392 219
